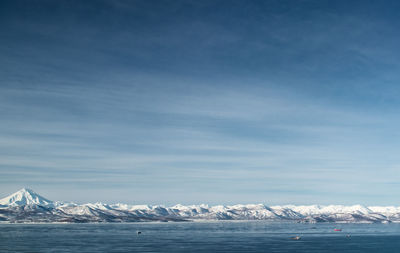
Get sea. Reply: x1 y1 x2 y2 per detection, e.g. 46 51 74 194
1 221 400 252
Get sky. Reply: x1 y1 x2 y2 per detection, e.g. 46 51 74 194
2 0 400 205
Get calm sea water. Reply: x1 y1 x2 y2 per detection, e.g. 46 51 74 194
2 221 400 252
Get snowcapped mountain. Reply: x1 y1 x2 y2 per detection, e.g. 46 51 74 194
0 188 54 207
0 189 399 223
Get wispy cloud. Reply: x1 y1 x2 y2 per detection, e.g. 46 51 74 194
2 0 400 205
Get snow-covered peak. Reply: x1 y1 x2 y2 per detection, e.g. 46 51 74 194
110 203 154 211
2 188 400 224
276 204 372 216
0 188 54 207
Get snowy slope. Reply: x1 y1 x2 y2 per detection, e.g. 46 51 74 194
0 188 54 207
0 189 399 223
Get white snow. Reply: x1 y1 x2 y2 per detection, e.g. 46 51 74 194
0 188 54 207
1 188 400 223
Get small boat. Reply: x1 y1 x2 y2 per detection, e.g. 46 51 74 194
137 231 142 234
334 229 342 232
290 236 301 240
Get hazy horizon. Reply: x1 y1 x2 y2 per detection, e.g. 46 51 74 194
2 0 400 206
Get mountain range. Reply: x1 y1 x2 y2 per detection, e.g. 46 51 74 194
1 188 400 223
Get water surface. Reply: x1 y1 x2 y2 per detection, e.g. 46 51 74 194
1 221 400 252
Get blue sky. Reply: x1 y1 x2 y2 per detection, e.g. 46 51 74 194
2 0 400 205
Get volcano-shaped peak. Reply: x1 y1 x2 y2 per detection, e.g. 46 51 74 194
0 188 54 207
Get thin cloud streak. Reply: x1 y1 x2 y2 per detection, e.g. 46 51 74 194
2 0 400 205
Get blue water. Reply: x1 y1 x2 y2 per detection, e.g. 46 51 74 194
2 221 400 252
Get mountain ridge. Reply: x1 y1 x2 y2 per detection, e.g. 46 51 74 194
0 189 399 223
